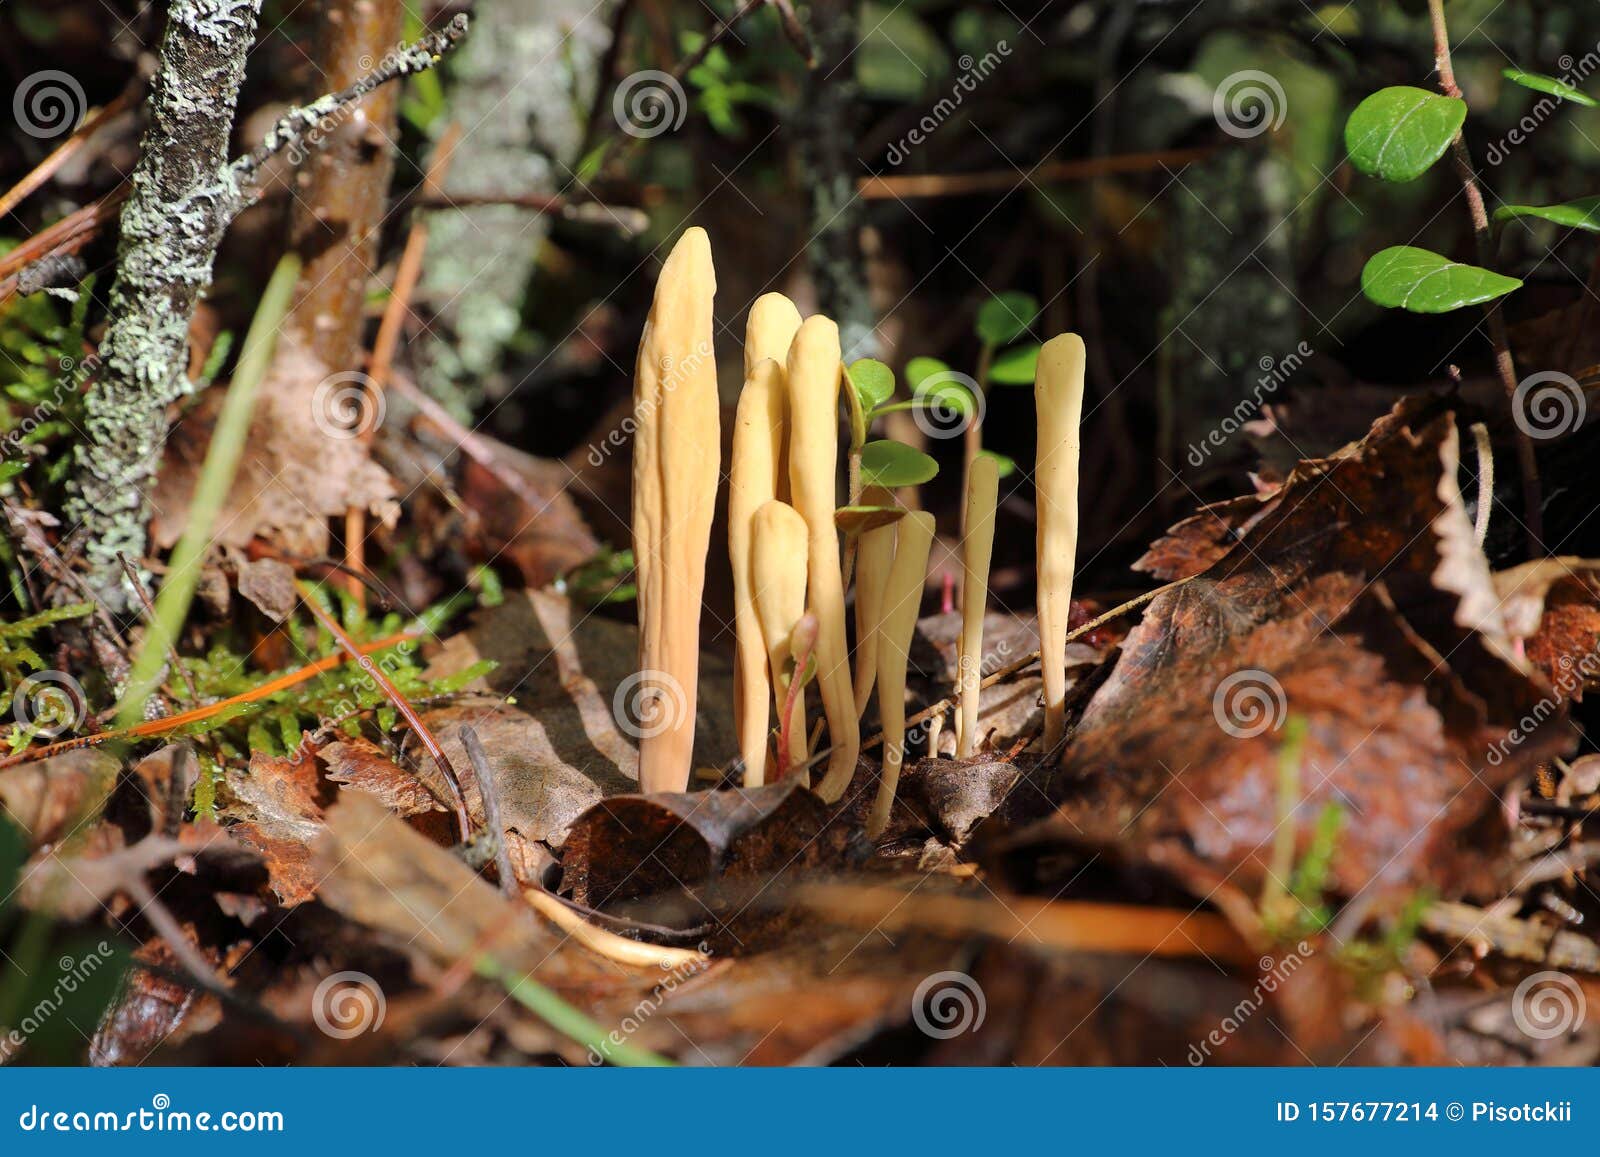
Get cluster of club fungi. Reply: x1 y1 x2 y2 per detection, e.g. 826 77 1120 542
629 228 1084 836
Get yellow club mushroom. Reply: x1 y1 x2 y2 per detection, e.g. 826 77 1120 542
786 316 860 801
870 511 936 838
851 486 897 718
956 453 999 759
752 500 811 785
729 358 786 786
630 227 720 794
1034 333 1085 754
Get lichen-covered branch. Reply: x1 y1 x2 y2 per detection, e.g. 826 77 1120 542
64 7 468 610
65 0 265 612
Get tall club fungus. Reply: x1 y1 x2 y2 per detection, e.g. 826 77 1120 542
730 295 802 787
1035 333 1085 754
787 317 860 801
870 511 935 837
752 500 810 783
852 486 897 718
956 453 999 759
631 227 720 793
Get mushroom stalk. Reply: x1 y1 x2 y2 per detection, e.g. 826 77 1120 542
729 358 787 786
851 487 897 718
956 454 999 758
786 317 860 801
631 228 720 793
1035 334 1086 754
752 500 811 784
870 511 935 838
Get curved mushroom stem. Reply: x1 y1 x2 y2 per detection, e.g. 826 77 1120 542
729 358 786 786
787 316 860 801
1035 334 1086 756
870 511 936 838
956 453 999 759
851 486 897 718
752 500 811 785
631 227 719 793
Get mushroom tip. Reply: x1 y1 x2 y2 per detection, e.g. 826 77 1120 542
663 226 716 285
1041 332 1086 358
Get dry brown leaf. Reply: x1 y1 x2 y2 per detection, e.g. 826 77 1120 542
320 736 445 817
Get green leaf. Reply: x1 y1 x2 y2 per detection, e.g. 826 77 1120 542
846 358 896 410
977 449 1017 479
987 343 1040 386
859 439 939 488
1493 196 1600 233
903 356 952 391
975 292 1038 346
1360 246 1523 313
1502 68 1598 107
1344 86 1466 182
856 3 950 101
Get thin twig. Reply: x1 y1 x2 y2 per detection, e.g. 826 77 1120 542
461 725 518 898
0 187 128 303
1428 0 1541 554
858 147 1217 200
0 86 137 221
293 579 471 843
117 552 201 703
0 629 419 770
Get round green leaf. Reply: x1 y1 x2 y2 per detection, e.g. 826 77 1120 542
904 355 952 391
987 343 1041 386
859 439 939 488
846 358 896 410
1360 246 1522 313
977 449 1017 479
975 292 1038 346
1502 68 1598 107
1344 87 1466 182
1493 196 1600 233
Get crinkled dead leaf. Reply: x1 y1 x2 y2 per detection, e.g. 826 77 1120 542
0 749 119 847
221 748 327 907
320 736 445 817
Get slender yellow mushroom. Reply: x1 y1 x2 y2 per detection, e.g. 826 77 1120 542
1035 333 1085 753
745 292 803 375
631 227 719 794
870 511 935 838
729 358 786 786
786 316 860 801
956 453 999 759
752 500 811 784
851 486 897 718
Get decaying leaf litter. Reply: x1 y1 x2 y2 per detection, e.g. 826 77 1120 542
5 5 1600 1070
